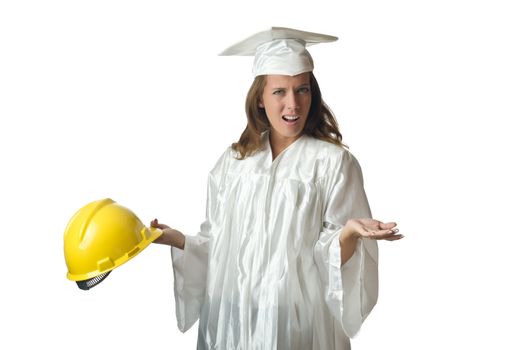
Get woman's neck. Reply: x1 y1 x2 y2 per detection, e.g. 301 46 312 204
269 131 302 161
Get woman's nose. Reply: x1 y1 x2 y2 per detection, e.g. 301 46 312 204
287 93 300 111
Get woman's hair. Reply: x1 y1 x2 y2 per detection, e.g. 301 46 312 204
231 72 346 160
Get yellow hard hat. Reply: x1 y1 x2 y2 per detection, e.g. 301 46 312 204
63 198 162 290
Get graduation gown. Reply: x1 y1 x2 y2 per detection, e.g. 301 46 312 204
171 132 378 349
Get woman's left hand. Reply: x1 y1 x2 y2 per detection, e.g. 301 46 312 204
343 219 403 241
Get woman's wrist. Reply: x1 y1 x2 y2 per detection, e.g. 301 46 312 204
155 229 186 250
341 223 360 244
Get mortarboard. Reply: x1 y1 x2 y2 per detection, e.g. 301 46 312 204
219 27 338 77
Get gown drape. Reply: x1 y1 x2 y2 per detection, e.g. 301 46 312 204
171 132 378 349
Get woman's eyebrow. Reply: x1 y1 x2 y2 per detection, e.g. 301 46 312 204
271 83 310 89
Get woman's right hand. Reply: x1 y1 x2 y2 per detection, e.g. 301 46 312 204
150 218 186 250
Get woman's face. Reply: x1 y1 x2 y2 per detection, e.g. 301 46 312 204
259 72 312 144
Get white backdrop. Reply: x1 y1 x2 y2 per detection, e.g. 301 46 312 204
1 0 527 349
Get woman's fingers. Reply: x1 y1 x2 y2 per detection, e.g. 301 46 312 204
358 218 381 227
346 218 403 241
365 228 403 241
358 219 397 231
379 222 397 230
150 218 171 230
384 234 404 241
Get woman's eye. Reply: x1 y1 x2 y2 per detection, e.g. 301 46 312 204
273 90 285 95
298 87 310 94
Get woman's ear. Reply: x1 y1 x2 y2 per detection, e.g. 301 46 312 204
258 99 264 108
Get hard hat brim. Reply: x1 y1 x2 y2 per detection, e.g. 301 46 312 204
66 227 162 281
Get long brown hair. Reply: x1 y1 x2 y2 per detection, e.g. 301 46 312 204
231 72 346 160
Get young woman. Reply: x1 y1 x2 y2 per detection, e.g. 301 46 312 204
152 27 403 350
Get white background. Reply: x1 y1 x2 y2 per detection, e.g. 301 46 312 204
1 0 527 349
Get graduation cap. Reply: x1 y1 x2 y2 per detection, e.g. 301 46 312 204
219 27 338 77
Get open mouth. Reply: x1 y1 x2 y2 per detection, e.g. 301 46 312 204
282 115 300 122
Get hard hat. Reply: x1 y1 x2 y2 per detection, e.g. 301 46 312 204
63 198 162 290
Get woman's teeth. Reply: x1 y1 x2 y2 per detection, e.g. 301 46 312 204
282 115 300 122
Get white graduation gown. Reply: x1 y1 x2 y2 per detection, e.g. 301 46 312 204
171 132 378 350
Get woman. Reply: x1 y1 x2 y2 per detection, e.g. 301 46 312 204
152 27 403 350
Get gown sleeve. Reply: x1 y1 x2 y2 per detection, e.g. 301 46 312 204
313 150 379 338
170 149 228 332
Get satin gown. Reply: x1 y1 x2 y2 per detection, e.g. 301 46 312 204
171 131 378 349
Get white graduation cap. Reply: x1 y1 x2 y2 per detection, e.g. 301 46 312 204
219 27 338 77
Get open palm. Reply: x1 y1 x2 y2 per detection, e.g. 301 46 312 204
344 218 403 241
